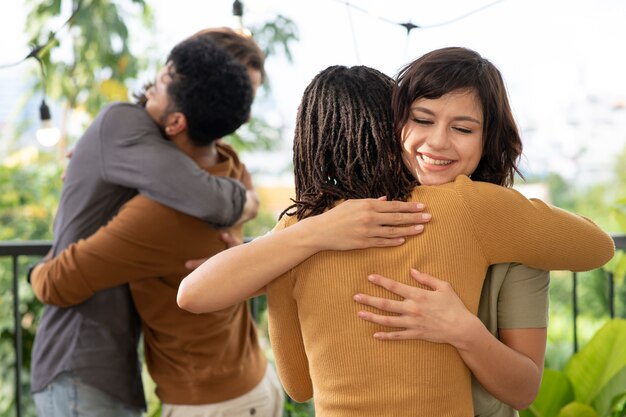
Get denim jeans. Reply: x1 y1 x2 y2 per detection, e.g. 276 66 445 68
33 372 143 417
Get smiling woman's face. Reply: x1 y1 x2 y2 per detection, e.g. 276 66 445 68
401 88 484 185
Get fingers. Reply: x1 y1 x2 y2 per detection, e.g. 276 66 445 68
373 330 420 341
376 212 432 226
410 269 450 291
221 232 243 248
185 258 208 270
356 310 408 328
366 274 418 299
371 199 426 213
353 293 407 314
356 307 424 341
346 198 427 214
371 224 425 239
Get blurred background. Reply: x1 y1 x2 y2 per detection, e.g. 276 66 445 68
1 1 625 416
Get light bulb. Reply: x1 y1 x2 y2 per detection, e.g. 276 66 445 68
231 1 251 38
37 120 61 147
37 100 61 147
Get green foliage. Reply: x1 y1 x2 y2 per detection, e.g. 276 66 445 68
225 117 284 154
0 159 61 240
544 172 578 211
607 198 626 284
25 0 153 116
521 319 626 417
0 156 61 417
284 399 315 417
252 15 299 63
224 14 299 156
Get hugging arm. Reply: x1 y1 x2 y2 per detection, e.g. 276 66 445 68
100 104 247 228
461 178 615 270
177 198 431 314
355 267 547 410
31 197 184 307
267 272 313 402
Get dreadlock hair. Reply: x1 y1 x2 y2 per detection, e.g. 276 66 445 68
282 65 415 220
393 47 523 187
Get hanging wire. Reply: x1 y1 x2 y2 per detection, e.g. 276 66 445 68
0 0 84 69
331 0 508 34
344 2 362 63
332 0 398 25
33 55 47 99
418 0 507 28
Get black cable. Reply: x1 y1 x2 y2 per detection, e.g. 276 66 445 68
0 0 84 69
332 0 397 26
331 0 508 33
343 2 362 63
418 0 507 29
33 55 47 99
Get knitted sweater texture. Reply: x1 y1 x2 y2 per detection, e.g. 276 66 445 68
267 175 614 417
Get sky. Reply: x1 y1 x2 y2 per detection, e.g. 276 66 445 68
1 0 625 185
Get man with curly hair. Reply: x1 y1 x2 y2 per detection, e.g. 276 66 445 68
30 34 282 417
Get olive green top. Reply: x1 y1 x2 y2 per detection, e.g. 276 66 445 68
473 263 549 417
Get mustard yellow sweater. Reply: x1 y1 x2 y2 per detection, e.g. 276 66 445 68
267 175 614 417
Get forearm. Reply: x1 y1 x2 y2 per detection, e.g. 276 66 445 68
454 316 544 410
177 217 323 313
177 198 430 313
31 256 95 307
101 105 246 227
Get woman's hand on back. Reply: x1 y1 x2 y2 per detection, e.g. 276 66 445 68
306 197 432 252
353 268 477 346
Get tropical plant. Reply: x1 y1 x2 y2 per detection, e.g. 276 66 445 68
521 319 626 417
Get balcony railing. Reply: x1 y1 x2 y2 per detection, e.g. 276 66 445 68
2 236 625 417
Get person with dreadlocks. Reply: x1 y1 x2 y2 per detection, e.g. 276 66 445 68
177 54 614 416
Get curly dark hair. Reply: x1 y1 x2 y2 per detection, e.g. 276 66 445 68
135 28 264 107
193 27 265 82
163 36 252 145
393 47 523 187
283 65 415 220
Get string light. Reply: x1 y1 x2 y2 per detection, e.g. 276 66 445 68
33 55 60 147
36 100 61 147
0 0 83 148
232 0 252 38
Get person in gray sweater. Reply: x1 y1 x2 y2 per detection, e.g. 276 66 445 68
30 35 254 417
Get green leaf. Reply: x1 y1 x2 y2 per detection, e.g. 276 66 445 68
526 369 575 417
611 209 626 233
603 250 626 282
591 368 626 417
557 402 600 417
565 320 626 406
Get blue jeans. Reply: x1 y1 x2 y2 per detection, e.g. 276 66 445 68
33 372 142 417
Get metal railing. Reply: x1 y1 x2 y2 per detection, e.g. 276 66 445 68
2 236 625 417
0 241 51 417
572 234 626 352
